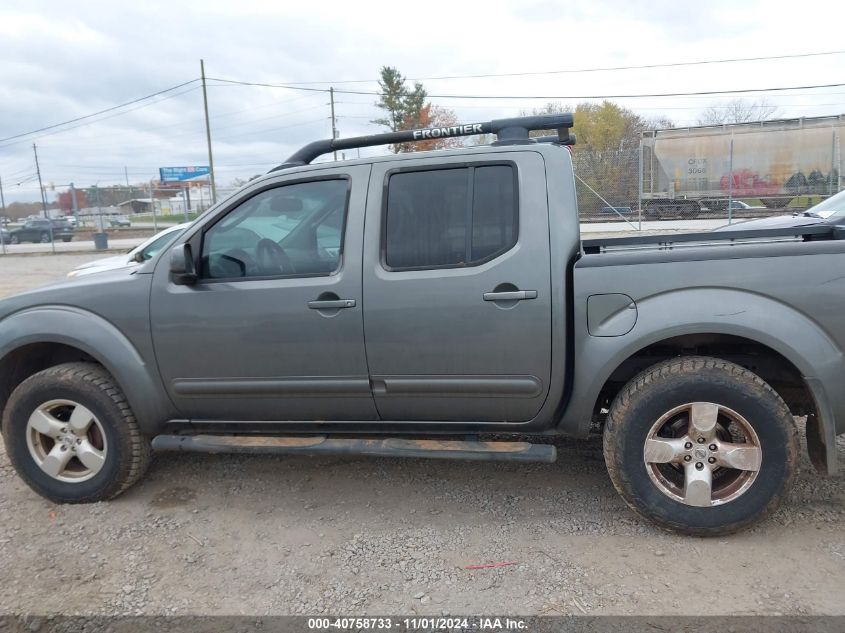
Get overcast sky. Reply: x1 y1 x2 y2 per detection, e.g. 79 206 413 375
1 0 844 203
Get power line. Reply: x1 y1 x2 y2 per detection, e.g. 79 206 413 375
337 100 845 113
1 88 325 152
4 75 843 152
0 86 203 150
206 92 323 122
414 50 845 81
207 76 845 101
0 79 200 144
20 92 326 149
277 49 845 84
212 117 329 143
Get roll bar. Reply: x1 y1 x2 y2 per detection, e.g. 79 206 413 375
271 113 575 171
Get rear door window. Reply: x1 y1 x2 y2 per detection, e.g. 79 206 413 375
383 164 517 271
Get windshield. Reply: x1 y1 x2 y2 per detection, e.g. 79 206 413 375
140 229 181 260
128 225 185 260
807 188 845 218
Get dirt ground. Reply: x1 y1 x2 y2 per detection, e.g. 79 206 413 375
0 252 842 616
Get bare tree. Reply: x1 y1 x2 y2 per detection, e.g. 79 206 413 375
696 98 779 125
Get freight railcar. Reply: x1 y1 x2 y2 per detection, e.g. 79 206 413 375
641 114 843 218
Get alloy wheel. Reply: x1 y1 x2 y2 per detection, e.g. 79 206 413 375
25 399 108 483
643 402 762 507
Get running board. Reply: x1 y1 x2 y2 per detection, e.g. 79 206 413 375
151 434 557 463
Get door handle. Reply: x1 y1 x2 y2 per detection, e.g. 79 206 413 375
308 298 356 309
483 290 538 301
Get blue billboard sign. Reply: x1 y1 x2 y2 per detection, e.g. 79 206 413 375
159 166 210 182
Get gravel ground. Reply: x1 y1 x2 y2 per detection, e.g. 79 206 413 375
0 253 111 299
0 253 843 616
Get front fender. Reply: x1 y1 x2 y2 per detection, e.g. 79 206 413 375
0 306 171 435
561 287 843 473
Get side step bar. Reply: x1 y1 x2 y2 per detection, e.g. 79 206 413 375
151 435 557 463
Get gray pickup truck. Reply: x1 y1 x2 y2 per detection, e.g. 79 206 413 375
1 114 842 535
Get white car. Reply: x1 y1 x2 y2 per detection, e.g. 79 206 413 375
728 200 765 211
68 223 189 278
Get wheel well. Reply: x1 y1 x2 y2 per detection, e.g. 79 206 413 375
593 334 814 425
0 343 99 427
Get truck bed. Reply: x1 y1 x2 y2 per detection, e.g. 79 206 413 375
570 222 845 448
581 224 844 255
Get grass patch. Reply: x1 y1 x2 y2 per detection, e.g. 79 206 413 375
128 213 200 224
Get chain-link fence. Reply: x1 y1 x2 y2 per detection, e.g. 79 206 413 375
0 182 243 255
572 115 844 223
3 116 844 255
573 149 642 223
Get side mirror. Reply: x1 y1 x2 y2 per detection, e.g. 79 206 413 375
169 244 197 285
132 250 146 264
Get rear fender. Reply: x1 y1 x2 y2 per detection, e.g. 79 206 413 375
562 288 843 474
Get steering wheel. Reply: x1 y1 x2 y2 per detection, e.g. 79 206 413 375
255 238 295 275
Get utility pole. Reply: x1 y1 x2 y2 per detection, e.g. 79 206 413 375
33 144 48 218
330 86 338 160
0 174 6 255
33 143 55 253
95 184 102 230
69 182 79 221
200 59 217 204
124 165 132 200
148 180 158 233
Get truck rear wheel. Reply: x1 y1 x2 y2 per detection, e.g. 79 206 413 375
1 362 151 503
603 356 798 535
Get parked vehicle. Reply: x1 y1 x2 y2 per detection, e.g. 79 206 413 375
726 200 764 211
68 223 189 277
641 114 844 218
600 206 633 216
713 188 845 232
108 215 131 228
66 216 79 228
0 227 9 244
0 114 842 536
7 218 74 244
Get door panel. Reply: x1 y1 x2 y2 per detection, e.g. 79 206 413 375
150 165 377 422
362 152 552 422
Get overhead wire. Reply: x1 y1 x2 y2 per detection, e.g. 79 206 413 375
207 77 845 101
0 79 201 144
3 50 845 195
279 49 845 84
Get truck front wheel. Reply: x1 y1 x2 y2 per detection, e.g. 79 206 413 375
2 362 151 503
603 356 798 535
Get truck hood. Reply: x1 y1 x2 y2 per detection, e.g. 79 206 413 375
0 265 145 322
74 254 129 270
712 214 827 231
68 255 136 277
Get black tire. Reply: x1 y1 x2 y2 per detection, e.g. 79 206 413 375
61 237 72 242
603 356 798 535
9 235 19 244
2 362 151 503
